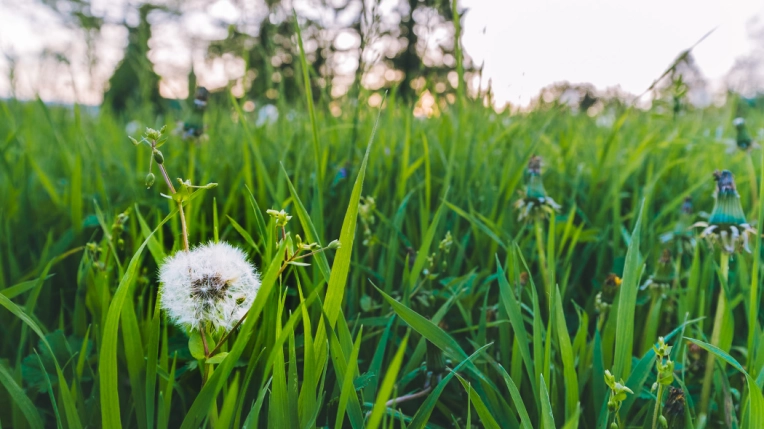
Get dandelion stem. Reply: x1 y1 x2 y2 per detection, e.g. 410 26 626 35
200 325 210 357
699 251 730 422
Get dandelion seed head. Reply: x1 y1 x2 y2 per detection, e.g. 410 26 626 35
159 241 260 331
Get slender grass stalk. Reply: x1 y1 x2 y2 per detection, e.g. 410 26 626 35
157 163 190 252
748 146 764 370
534 219 550 298
651 383 665 429
699 251 730 421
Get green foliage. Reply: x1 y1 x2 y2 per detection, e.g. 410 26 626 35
1 86 763 429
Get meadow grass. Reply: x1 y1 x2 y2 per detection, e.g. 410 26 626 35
1 89 764 429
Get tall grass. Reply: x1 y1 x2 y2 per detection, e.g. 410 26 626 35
0 88 763 428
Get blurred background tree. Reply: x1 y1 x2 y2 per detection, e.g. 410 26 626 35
34 0 475 111
103 3 162 113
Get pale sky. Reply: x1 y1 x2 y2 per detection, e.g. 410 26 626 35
0 0 763 107
461 0 764 106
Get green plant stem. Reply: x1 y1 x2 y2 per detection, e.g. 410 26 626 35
534 219 550 298
699 251 730 421
155 147 190 252
652 384 665 429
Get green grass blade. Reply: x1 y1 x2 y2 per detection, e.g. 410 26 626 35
100 209 176 429
281 163 331 281
335 327 364 429
146 298 161 429
0 292 82 429
687 337 764 427
408 200 446 292
312 104 379 380
407 343 493 429
539 374 556 429
554 285 579 420
0 361 44 429
376 286 494 387
494 363 533 429
496 254 537 400
456 374 502 429
366 332 409 429
613 200 645 380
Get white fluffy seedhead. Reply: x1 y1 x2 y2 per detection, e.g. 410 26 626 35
159 241 260 332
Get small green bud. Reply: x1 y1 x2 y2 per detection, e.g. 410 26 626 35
610 423 618 429
117 238 125 249
266 209 293 228
607 399 617 412
327 239 341 250
129 136 140 145
145 127 161 141
153 150 164 165
659 415 668 428
145 172 156 188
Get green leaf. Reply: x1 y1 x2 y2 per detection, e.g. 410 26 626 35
408 200 446 291
456 374 502 429
206 352 229 365
407 343 493 429
312 106 379 381
135 205 166 265
494 363 533 429
0 295 82 429
686 338 764 427
366 332 409 429
539 374 556 429
363 317 396 403
496 254 538 401
554 285 579 419
613 200 645 380
0 275 54 299
335 327 364 429
0 361 44 429
100 209 175 429
227 215 259 252
376 286 494 387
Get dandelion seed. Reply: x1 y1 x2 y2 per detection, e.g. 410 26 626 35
159 241 260 332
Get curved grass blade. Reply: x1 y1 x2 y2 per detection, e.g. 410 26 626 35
0 361 44 429
407 343 493 429
100 209 176 429
366 332 409 429
456 373 502 429
539 374 555 429
312 99 380 380
686 338 764 427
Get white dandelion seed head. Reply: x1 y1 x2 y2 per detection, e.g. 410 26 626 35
159 241 260 332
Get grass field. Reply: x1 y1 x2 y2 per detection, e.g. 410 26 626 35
1 84 764 429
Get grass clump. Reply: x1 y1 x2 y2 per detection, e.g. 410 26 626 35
0 87 763 428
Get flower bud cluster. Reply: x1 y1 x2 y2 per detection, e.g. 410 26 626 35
605 369 633 428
